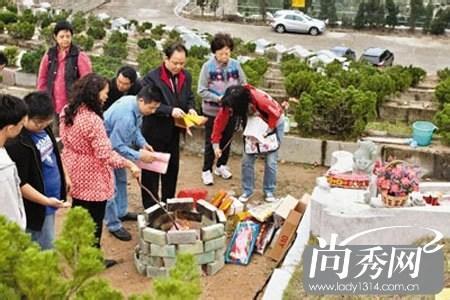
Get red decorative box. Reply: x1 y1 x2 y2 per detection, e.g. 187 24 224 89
326 172 370 189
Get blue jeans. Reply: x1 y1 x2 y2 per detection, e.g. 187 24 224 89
241 118 285 197
104 168 127 232
27 213 55 250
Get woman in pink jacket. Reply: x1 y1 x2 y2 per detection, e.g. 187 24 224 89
37 20 92 134
60 73 139 268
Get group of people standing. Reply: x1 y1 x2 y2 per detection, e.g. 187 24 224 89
0 20 286 268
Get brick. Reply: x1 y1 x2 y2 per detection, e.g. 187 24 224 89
206 259 225 276
216 209 227 224
201 215 216 226
146 266 169 278
150 244 176 257
167 197 194 212
142 227 167 245
139 239 150 255
167 229 197 244
204 236 227 252
146 256 164 267
215 247 226 261
201 224 225 241
133 252 147 275
163 257 176 268
195 251 215 265
177 240 204 255
144 203 166 223
196 199 217 221
137 214 147 238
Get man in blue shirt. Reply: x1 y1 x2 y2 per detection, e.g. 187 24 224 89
104 86 161 241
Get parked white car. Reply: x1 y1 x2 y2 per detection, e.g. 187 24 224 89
270 10 326 36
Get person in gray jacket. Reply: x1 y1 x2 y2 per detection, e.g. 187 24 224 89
198 33 246 186
0 94 28 230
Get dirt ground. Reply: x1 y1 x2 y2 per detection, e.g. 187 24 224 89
55 151 325 299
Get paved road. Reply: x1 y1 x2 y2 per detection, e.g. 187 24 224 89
95 0 450 74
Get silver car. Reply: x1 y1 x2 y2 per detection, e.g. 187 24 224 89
270 11 326 36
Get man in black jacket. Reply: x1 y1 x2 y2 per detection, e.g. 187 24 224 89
140 42 197 208
6 92 70 250
103 66 143 111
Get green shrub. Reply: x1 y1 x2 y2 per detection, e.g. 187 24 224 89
406 65 426 86
280 56 310 77
168 29 181 40
71 11 86 33
129 19 138 26
434 103 450 145
91 55 122 78
87 18 106 40
0 21 4 33
52 10 70 24
0 10 17 24
162 37 183 51
437 68 450 81
142 21 153 30
73 34 94 51
233 41 256 56
186 57 205 111
384 65 413 92
18 9 36 24
0 210 201 299
359 72 396 108
435 78 450 106
40 25 54 45
151 24 166 36
137 47 162 75
108 30 127 44
3 46 19 67
103 42 128 60
242 57 269 87
20 47 45 74
7 22 35 39
189 45 209 59
284 70 321 98
137 38 156 49
295 80 376 138
36 12 52 29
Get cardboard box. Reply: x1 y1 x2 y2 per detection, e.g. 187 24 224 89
267 193 310 262
273 195 299 227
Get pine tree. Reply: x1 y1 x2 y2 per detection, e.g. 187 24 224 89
319 0 329 20
422 1 434 33
385 0 399 28
430 8 449 35
376 2 386 29
197 0 209 17
366 0 378 28
409 0 424 32
0 209 202 299
329 0 338 26
354 1 367 30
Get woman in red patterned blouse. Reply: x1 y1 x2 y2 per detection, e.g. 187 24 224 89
60 73 139 267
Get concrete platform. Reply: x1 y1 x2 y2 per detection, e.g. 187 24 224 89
310 181 450 245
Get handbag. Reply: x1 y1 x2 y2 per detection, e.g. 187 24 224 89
244 131 279 154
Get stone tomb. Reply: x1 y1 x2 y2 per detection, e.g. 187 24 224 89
134 198 227 277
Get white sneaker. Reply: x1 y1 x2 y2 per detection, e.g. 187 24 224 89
265 195 277 202
202 170 214 186
214 165 232 180
238 193 252 203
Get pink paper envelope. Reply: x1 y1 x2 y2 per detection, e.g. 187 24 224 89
137 152 171 174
